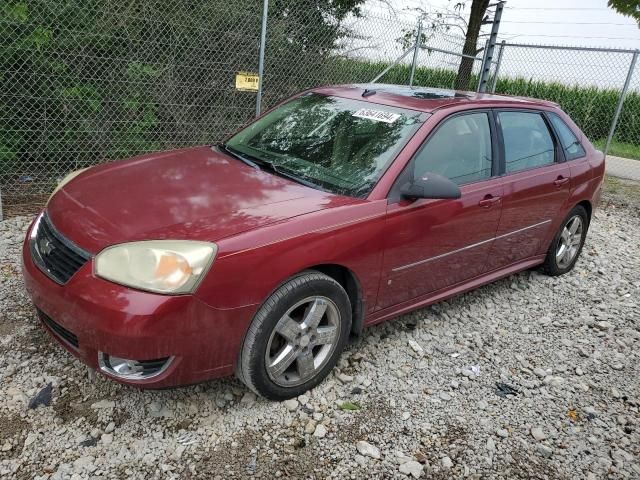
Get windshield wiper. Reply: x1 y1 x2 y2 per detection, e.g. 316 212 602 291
263 162 329 192
218 143 260 169
218 143 327 192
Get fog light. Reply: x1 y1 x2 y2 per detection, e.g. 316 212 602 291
98 352 173 380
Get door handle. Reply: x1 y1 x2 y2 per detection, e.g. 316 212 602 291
478 195 501 208
554 176 570 187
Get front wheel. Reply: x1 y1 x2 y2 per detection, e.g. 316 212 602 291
542 205 589 276
237 272 351 400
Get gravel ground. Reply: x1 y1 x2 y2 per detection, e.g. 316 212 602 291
1 183 638 479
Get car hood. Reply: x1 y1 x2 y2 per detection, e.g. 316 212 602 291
46 146 355 253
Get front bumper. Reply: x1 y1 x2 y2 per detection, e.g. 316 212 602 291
21 220 258 388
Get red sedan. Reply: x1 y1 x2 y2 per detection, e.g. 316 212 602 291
22 85 604 400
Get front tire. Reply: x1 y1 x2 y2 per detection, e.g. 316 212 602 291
542 205 589 276
237 272 351 400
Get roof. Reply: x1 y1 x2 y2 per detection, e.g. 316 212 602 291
312 83 559 113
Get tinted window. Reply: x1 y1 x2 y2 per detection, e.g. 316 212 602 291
499 112 555 173
226 94 425 197
413 112 492 185
549 113 586 160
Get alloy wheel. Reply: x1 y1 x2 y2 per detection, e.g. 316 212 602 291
556 215 583 269
265 296 341 387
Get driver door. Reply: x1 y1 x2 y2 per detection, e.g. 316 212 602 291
377 111 503 310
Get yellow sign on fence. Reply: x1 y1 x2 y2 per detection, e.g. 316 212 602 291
235 72 260 91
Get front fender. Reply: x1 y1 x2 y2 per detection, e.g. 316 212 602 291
194 201 388 313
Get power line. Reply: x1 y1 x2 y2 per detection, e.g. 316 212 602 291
505 7 610 11
500 32 640 41
503 21 639 26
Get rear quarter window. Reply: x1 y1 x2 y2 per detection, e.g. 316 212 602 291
548 113 586 160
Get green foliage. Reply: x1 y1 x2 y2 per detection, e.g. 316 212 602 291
0 0 367 193
593 139 640 160
3 2 28 22
608 0 640 24
337 401 361 411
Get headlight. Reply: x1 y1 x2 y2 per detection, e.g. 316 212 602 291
48 167 89 202
95 241 217 294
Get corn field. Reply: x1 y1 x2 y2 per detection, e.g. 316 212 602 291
337 59 639 150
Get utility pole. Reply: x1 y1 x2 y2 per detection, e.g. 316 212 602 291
477 1 504 93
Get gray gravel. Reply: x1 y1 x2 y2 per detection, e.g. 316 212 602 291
1 190 638 479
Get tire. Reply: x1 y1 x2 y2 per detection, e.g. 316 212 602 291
542 205 589 276
237 271 351 400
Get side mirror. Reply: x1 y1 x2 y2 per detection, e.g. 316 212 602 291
400 172 461 200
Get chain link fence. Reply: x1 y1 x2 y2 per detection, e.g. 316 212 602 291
259 7 418 112
1 0 263 217
1 1 639 218
610 52 640 173
489 43 640 181
411 31 485 91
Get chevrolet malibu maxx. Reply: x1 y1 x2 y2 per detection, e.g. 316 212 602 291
23 85 604 400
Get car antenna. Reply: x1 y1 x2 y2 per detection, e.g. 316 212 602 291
362 88 376 97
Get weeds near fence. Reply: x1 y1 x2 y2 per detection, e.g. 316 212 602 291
593 140 640 160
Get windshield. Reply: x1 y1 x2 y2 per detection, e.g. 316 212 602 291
225 93 427 197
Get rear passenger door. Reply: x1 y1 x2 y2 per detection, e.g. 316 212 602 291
485 109 571 271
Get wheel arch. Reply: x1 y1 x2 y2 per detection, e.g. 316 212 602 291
304 264 365 338
576 199 592 224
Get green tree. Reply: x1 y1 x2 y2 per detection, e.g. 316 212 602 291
393 0 492 90
454 0 490 90
608 0 640 24
0 0 364 201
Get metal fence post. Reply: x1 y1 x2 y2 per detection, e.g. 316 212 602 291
255 0 269 116
478 0 504 93
409 19 423 86
490 40 506 93
604 50 638 157
476 38 490 92
371 45 419 83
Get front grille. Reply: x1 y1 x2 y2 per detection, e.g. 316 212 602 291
30 213 91 284
38 310 79 348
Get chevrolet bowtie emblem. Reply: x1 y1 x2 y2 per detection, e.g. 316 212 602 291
39 238 53 255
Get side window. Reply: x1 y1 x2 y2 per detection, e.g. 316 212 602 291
499 111 555 173
413 112 492 185
549 113 586 160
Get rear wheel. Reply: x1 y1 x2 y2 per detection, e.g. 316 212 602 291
542 205 588 276
237 272 351 400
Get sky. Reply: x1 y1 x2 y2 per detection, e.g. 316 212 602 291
484 0 640 50
346 0 640 89
376 0 640 50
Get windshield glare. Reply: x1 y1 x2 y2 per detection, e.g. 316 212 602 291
225 93 426 197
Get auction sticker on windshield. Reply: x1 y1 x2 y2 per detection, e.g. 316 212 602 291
352 109 401 123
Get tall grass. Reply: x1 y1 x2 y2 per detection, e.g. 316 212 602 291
593 139 640 160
